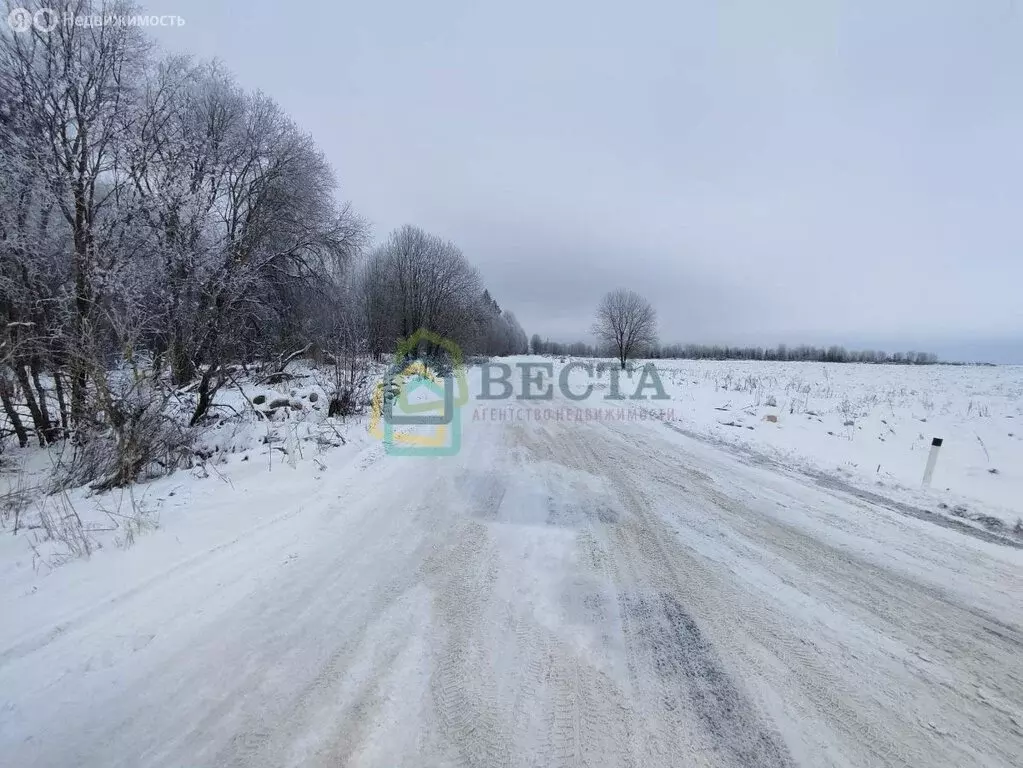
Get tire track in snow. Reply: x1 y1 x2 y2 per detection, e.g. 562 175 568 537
620 591 793 768
573 414 1023 766
426 521 511 768
512 412 793 766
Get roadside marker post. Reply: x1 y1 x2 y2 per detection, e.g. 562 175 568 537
922 437 943 488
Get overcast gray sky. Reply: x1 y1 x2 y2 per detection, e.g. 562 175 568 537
150 0 1022 362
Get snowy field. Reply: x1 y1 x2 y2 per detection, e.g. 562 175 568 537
581 359 1023 536
675 361 1023 532
1 358 1021 767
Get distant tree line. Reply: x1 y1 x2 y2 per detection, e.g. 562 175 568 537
538 289 947 367
647 344 939 364
531 336 940 365
540 289 940 366
530 336 599 358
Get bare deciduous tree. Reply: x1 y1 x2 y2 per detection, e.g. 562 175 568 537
0 2 529 498
2 0 150 429
352 225 527 359
361 225 482 353
592 289 658 369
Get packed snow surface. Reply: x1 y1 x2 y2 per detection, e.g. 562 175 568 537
1 359 1021 767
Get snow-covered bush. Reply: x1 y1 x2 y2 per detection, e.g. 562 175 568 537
61 369 194 492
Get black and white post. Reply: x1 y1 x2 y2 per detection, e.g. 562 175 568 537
922 437 943 488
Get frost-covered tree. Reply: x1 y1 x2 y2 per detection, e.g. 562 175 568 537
592 289 658 369
0 2 530 484
120 66 365 422
1 0 150 428
0 2 365 479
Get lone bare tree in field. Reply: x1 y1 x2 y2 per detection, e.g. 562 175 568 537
593 289 658 369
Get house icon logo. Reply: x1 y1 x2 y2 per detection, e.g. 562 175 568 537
368 330 468 456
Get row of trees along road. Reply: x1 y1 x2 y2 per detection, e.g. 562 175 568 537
0 1 525 487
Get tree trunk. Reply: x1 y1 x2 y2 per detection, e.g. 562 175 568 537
0 373 29 448
170 335 196 386
189 363 221 426
14 363 48 446
54 369 70 438
30 358 58 443
70 204 94 434
70 358 88 432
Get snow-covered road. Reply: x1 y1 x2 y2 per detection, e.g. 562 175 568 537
3 392 1022 766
